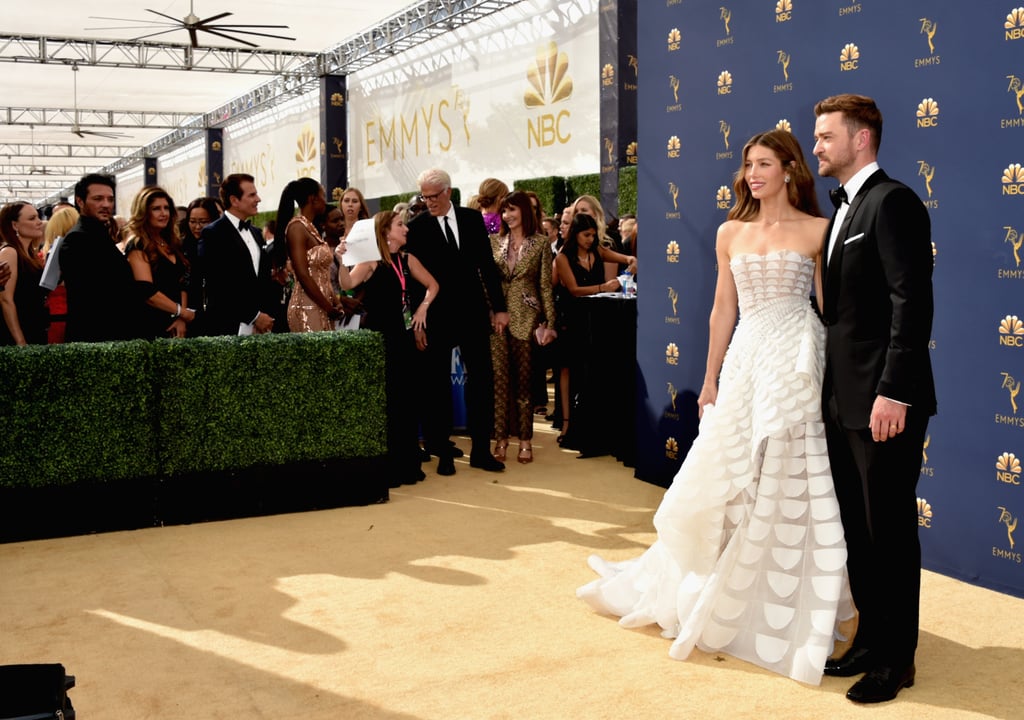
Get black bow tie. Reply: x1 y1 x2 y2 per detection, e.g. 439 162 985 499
238 219 253 233
828 186 848 209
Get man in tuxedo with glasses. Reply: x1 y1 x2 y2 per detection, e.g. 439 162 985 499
405 167 508 475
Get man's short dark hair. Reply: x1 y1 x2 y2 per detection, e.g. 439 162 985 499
219 173 255 210
74 173 115 204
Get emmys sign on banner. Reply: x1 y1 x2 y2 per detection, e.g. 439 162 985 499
347 0 599 197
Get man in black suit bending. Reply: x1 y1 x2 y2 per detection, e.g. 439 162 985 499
813 94 936 704
405 167 508 475
199 173 276 336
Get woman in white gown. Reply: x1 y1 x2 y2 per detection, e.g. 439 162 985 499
578 129 853 685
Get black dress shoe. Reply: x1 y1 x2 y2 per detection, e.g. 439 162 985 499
401 469 426 485
469 455 505 472
824 647 874 677
418 447 431 463
846 664 915 704
436 457 456 476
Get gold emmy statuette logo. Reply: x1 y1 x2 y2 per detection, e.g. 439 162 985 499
1006 8 1024 40
295 127 317 164
777 50 791 81
1000 315 1024 347
920 18 937 54
524 42 573 107
602 63 615 87
840 43 860 71
628 54 638 78
667 240 680 263
667 136 681 159
776 0 793 22
669 182 680 211
717 70 733 95
917 161 936 198
917 497 933 528
719 121 731 150
666 343 680 365
667 382 678 411
716 185 732 210
916 98 940 128
1008 74 1024 115
776 119 792 133
455 86 471 145
922 434 930 465
1002 163 1024 195
998 506 1018 548
332 137 345 155
1006 226 1023 267
626 141 638 164
1002 372 1022 413
665 437 679 459
211 140 222 152
330 92 344 107
670 75 680 103
668 287 679 316
604 137 614 164
198 161 205 188
997 452 1022 484
213 171 222 185
668 28 682 52
720 6 731 35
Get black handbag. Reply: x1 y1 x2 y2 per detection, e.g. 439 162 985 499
0 664 75 720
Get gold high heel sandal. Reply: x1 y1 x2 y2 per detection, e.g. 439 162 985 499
493 440 509 462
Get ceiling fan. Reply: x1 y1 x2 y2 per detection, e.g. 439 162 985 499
70 64 129 140
27 126 60 176
88 1 295 49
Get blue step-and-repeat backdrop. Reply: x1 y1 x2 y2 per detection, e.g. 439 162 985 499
633 0 1024 598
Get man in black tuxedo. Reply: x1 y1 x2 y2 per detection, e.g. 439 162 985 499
199 173 276 336
813 94 936 704
405 167 508 475
60 173 140 342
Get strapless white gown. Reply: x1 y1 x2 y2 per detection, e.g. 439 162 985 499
577 250 852 685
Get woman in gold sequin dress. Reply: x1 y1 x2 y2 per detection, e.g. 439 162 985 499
277 179 341 332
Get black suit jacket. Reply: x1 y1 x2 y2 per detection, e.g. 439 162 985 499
822 169 937 428
405 206 507 342
60 215 140 342
198 215 275 336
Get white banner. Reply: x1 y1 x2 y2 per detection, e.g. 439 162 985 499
347 0 599 199
223 94 321 213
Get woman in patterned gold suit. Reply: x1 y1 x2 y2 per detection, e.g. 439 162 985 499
578 130 853 685
488 191 557 465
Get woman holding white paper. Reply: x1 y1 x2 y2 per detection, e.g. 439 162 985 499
340 211 439 485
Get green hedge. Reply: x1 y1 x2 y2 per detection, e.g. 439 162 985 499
0 331 386 488
513 176 567 221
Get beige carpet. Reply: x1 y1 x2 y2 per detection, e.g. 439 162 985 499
2 420 1022 719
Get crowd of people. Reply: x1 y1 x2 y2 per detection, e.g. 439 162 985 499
1 92 934 705
0 165 638 482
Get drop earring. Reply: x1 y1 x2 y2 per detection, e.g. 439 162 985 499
784 175 791 184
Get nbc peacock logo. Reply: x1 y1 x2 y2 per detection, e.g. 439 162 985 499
667 240 680 263
626 141 637 165
666 343 680 366
1006 7 1024 40
295 126 317 164
917 497 933 528
717 185 732 210
524 42 573 107
916 98 940 128
717 70 733 95
667 136 681 159
999 315 1024 347
330 92 344 107
668 28 681 52
665 437 680 460
776 0 792 23
840 43 860 71
1002 163 1024 195
997 452 1022 485
775 119 792 133
602 63 615 87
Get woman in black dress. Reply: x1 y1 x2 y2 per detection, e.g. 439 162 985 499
124 186 195 339
0 201 47 345
338 210 439 486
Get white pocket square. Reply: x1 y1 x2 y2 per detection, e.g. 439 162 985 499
844 233 865 245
